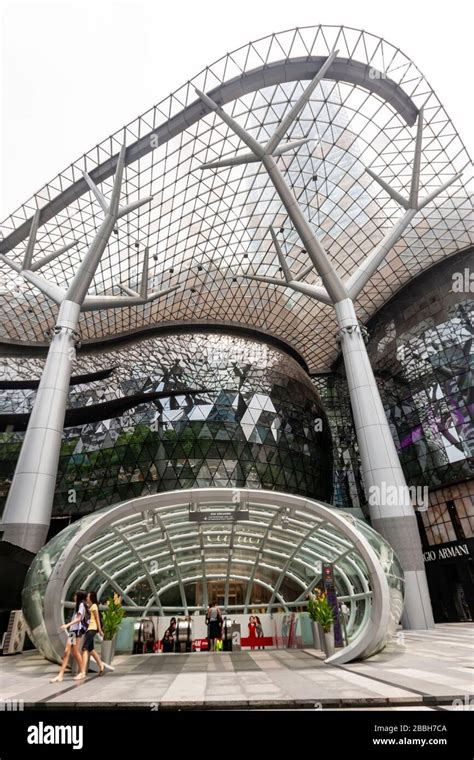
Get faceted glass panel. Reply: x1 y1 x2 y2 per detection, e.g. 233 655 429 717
0 333 333 525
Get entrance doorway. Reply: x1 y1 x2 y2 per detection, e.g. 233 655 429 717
426 556 474 622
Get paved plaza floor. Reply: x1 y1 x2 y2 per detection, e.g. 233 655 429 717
1 624 472 710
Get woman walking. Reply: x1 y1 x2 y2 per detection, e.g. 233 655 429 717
49 590 87 683
74 591 105 680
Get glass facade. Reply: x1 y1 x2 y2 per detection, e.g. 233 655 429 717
0 332 333 524
366 248 473 490
312 374 366 513
417 480 474 623
421 482 474 547
313 249 473 511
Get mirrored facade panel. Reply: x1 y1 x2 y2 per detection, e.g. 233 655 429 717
313 249 473 515
0 332 333 521
366 249 473 490
312 373 366 513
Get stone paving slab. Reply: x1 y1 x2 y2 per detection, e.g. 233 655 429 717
0 623 472 710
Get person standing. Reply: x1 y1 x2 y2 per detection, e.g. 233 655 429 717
207 602 222 652
255 616 264 650
161 617 177 653
248 615 257 651
205 607 211 651
49 590 87 683
339 601 350 644
74 591 105 680
340 601 350 617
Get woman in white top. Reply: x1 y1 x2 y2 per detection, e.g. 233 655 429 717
49 590 87 683
75 591 105 680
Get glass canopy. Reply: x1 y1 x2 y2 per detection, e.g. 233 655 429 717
0 25 471 372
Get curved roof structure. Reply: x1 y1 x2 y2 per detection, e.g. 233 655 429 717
0 25 472 371
22 488 404 664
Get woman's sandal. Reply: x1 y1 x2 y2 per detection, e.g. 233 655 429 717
99 666 105 676
73 673 86 681
49 675 63 683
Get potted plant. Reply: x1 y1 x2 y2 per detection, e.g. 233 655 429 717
101 593 124 664
306 594 322 649
307 590 334 657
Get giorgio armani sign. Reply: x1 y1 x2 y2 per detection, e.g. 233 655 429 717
423 541 472 563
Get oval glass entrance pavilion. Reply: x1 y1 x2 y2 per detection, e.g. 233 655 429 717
22 488 404 665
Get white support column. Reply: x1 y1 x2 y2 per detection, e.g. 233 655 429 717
1 144 160 555
334 298 434 629
1 300 80 552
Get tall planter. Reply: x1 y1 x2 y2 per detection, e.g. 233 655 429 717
322 625 335 658
311 620 322 650
100 593 123 665
307 590 334 656
101 637 116 665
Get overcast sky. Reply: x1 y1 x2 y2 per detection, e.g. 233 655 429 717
0 0 472 220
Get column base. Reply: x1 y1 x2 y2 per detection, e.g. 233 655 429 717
371 515 435 630
401 569 435 630
0 522 49 555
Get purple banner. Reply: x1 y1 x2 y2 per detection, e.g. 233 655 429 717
322 562 344 648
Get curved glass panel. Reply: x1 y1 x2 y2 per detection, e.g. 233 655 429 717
22 489 404 665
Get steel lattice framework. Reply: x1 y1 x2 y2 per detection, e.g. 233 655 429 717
0 24 472 372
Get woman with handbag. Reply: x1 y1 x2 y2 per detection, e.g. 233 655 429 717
49 590 87 683
74 591 105 680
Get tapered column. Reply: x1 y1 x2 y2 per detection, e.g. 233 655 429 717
0 144 168 555
1 301 80 552
335 298 434 629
